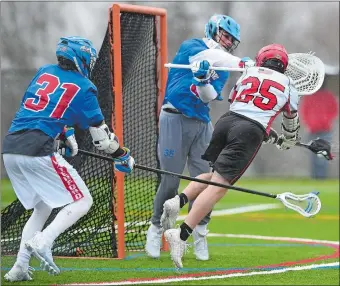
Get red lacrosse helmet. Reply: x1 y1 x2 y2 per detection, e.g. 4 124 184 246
255 44 289 73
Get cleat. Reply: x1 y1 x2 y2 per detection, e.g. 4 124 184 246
4 264 34 282
25 231 60 275
160 195 180 231
164 228 187 269
193 224 209 261
145 224 163 258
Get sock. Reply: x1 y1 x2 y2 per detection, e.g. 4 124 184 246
179 222 193 241
43 195 93 247
179 193 188 208
16 201 52 267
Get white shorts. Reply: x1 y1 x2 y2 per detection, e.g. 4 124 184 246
3 152 91 210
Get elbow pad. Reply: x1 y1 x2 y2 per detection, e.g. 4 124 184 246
196 84 218 103
281 112 300 139
89 123 119 154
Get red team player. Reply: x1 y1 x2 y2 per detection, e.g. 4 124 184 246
160 44 301 268
2 36 135 281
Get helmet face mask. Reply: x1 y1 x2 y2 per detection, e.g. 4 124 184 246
56 37 97 78
255 44 288 74
205 14 240 53
215 28 240 53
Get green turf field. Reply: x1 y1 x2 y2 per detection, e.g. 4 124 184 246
1 178 339 285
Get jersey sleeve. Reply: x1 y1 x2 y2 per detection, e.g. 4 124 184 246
76 87 104 129
189 48 241 68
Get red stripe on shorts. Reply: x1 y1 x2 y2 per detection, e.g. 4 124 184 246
50 155 84 201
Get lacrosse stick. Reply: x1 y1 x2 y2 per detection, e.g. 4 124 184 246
78 149 321 218
296 138 333 160
165 52 325 96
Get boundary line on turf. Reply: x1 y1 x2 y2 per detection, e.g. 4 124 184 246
59 235 339 285
61 262 339 285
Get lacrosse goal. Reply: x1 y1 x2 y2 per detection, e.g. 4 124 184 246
1 3 168 259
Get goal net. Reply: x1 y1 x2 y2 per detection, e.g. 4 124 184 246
1 4 167 259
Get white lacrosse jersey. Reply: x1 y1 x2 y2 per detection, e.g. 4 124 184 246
229 66 299 134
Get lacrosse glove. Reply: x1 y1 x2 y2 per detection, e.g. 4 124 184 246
57 127 78 157
263 128 279 144
239 57 255 68
191 60 212 86
113 147 135 173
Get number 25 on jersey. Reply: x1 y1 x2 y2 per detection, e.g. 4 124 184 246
233 76 285 111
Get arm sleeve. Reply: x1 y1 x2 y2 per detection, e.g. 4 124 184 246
76 87 104 130
287 82 299 113
189 48 241 68
195 84 218 103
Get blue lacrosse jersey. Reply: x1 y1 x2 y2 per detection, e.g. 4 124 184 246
8 64 104 139
163 38 230 123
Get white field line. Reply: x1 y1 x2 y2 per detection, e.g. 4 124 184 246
1 203 279 243
177 203 280 221
64 262 339 285
207 233 339 245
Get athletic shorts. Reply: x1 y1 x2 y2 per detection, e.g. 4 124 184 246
202 111 265 184
3 152 91 210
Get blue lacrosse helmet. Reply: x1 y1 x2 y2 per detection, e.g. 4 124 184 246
56 36 97 78
204 14 240 53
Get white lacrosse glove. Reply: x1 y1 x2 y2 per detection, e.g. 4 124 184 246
263 128 279 144
276 112 300 150
276 134 298 150
191 60 213 86
58 127 78 157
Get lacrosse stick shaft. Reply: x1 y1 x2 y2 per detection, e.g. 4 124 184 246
164 63 245 72
78 149 276 199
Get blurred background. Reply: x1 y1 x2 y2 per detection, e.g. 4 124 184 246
1 1 339 178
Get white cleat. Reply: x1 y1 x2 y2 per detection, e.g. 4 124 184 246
25 231 60 275
193 224 209 261
164 228 187 269
145 224 163 258
4 264 34 282
160 195 180 231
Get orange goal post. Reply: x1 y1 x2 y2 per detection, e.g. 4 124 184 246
110 3 168 259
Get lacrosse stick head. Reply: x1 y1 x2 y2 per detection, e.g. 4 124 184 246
276 191 321 218
285 53 325 96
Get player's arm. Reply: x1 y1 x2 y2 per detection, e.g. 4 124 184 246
190 60 218 103
78 87 134 173
276 83 300 150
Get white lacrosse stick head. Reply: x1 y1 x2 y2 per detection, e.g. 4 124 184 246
285 52 325 96
276 192 322 218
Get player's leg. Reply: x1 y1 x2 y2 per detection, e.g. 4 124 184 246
2 154 52 282
161 114 228 233
187 121 214 260
23 153 93 275
165 113 264 268
146 110 188 258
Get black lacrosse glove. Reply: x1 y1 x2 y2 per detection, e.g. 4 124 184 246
310 138 334 160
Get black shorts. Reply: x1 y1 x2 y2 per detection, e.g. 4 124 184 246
202 111 265 184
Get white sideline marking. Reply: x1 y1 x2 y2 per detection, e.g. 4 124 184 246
177 203 280 221
1 204 279 242
64 262 339 285
207 233 340 245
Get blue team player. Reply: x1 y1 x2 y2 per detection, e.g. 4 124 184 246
146 15 254 260
2 36 135 282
